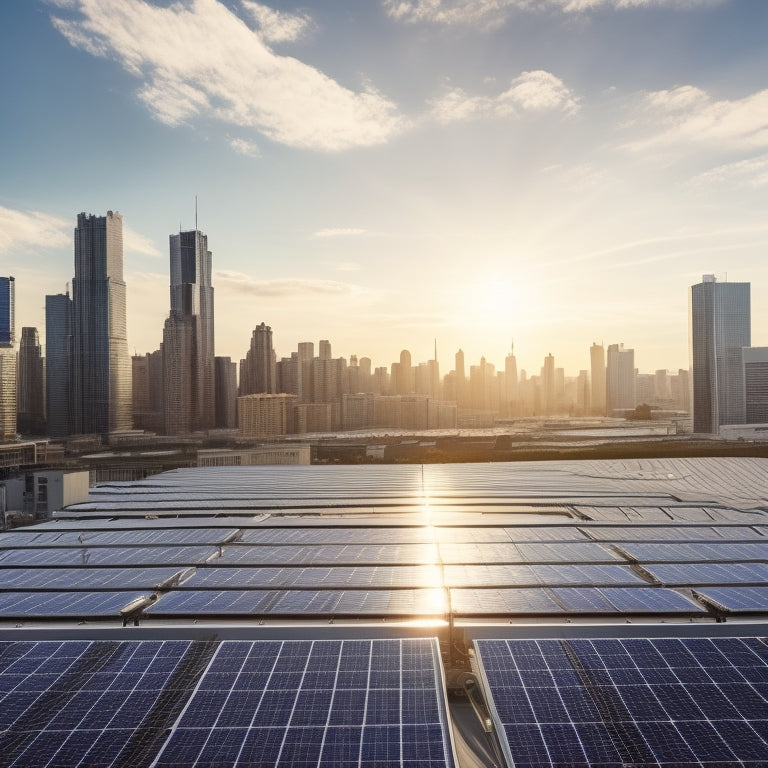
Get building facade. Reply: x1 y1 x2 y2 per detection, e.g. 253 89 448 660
45 293 73 438
690 275 750 433
70 211 132 436
17 327 45 435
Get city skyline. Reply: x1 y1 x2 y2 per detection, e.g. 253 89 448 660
3 1 768 373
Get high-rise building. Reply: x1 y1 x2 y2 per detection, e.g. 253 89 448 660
503 346 518 417
542 353 555 415
71 211 132 436
215 356 238 429
45 293 73 438
297 342 314 402
743 347 768 424
606 343 636 413
589 343 606 416
17 327 45 435
0 277 15 347
240 323 276 395
163 229 215 433
0 277 17 440
690 275 750 433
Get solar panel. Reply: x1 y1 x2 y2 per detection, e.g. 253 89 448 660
240 527 434 545
152 638 455 768
0 566 189 591
0 546 219 568
144 588 448 618
616 542 768 563
217 543 438 566
694 587 768 613
0 591 151 619
475 636 768 768
0 639 215 767
643 562 768 586
183 565 443 589
442 564 643 588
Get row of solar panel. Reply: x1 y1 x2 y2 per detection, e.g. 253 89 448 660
8 561 768 592
475 635 768 767
0 638 455 768
3 586 768 619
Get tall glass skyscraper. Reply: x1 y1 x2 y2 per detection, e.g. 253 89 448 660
163 229 215 433
71 211 132 436
0 276 16 440
690 274 750 433
45 293 73 438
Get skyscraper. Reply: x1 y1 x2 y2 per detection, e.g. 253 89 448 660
606 343 636 413
71 212 132 436
165 228 215 431
0 277 16 441
589 342 606 416
0 277 15 347
17 327 45 435
45 293 73 438
240 323 276 395
690 275 750 433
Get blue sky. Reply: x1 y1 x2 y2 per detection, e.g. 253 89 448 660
2 0 768 377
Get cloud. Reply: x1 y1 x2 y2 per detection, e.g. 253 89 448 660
49 0 407 152
384 0 721 26
214 270 365 297
229 137 262 158
690 154 768 188
241 1 310 43
625 85 768 151
312 228 368 238
123 225 162 258
429 71 578 123
332 262 362 272
0 206 69 255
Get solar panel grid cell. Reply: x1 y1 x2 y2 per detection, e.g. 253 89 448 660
476 637 768 768
152 638 454 768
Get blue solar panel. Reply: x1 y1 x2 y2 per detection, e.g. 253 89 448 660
0 591 150 618
617 542 768 562
217 543 438 566
475 636 768 768
694 586 768 613
144 588 448 617
644 562 768 586
0 545 218 567
0 640 212 767
152 638 455 767
183 564 443 589
0 566 188 590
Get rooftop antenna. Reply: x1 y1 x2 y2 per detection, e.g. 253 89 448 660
434 337 437 363
195 195 198 231
65 281 69 298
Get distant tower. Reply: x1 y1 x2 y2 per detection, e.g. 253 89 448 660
17 327 45 434
542 353 555 415
45 292 73 438
589 342 606 416
606 343 636 413
163 227 215 433
70 211 132 436
0 277 17 440
241 323 277 395
504 343 518 417
690 274 750 433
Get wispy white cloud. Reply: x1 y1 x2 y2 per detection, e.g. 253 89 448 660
123 225 162 258
241 1 311 43
229 137 262 158
0 206 69 255
689 154 768 188
214 270 366 297
332 262 362 272
625 85 768 151
384 0 721 27
429 70 578 123
50 0 407 152
312 227 368 238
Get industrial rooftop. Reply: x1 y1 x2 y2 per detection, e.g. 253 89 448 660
2 457 768 766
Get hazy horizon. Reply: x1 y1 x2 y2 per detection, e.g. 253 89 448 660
2 0 767 376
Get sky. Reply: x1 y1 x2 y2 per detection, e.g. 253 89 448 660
1 0 767 378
